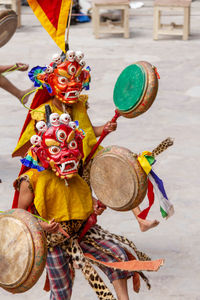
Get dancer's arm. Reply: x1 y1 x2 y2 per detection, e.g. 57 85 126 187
0 63 29 73
93 120 117 137
18 180 59 233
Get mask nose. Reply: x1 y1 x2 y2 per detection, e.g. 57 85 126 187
62 151 74 160
68 78 82 89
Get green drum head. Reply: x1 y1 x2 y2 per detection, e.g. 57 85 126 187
113 64 146 112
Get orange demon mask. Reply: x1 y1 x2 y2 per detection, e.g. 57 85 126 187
29 50 91 105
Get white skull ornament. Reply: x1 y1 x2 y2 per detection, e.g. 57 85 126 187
67 50 75 62
79 60 86 67
45 65 54 74
36 121 47 133
52 53 62 65
30 135 41 145
59 113 71 125
75 51 84 63
69 121 77 130
50 113 60 126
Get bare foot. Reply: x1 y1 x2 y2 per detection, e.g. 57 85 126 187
19 86 35 104
137 217 160 232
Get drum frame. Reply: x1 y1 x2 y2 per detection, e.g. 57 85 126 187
90 145 148 211
116 61 159 119
0 10 17 48
0 209 47 294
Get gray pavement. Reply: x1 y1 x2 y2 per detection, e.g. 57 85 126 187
0 1 200 299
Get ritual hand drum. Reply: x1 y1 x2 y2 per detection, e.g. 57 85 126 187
0 10 17 47
0 209 47 293
113 61 159 118
84 61 159 166
90 145 148 211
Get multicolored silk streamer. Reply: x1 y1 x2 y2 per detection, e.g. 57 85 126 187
27 0 72 52
20 149 45 172
137 151 154 175
149 171 174 219
28 66 52 93
138 178 155 220
137 151 174 220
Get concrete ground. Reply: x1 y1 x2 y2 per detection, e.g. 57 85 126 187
0 1 200 299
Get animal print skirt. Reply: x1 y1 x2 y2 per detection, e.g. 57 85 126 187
46 222 151 300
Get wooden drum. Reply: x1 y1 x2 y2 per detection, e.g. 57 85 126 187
113 61 158 118
0 10 17 47
0 209 47 293
90 145 148 211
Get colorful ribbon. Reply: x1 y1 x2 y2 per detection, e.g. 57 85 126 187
137 151 154 175
137 151 173 220
20 148 45 172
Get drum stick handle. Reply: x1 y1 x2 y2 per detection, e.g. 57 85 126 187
58 225 70 238
97 200 106 209
110 109 121 123
84 110 121 166
78 213 97 242
78 200 106 242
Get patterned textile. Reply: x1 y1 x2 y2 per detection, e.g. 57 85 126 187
80 238 134 283
46 238 133 300
46 220 85 248
46 247 74 300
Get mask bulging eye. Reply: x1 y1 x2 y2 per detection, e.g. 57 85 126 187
58 76 68 84
56 130 67 142
68 64 76 75
68 140 77 149
49 146 60 155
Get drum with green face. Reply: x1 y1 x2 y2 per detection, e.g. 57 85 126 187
84 61 159 166
113 61 159 118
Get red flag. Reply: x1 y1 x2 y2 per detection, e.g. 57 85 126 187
27 0 72 52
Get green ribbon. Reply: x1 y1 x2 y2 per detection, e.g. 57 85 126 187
0 210 49 223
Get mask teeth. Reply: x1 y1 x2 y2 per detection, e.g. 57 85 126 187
60 160 78 173
61 163 65 173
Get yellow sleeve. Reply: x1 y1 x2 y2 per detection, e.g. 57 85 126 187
12 118 36 156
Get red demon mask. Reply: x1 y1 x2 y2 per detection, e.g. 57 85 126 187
27 117 85 181
34 50 91 105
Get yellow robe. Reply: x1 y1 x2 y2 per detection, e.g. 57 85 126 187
13 95 102 162
22 169 93 222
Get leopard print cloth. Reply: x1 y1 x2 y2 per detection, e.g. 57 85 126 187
152 137 174 157
46 223 151 300
46 220 84 249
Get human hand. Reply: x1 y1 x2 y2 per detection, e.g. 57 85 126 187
40 219 60 233
16 63 29 71
103 121 117 133
93 198 106 215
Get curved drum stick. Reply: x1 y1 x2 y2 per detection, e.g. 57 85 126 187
84 110 121 166
80 110 120 239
